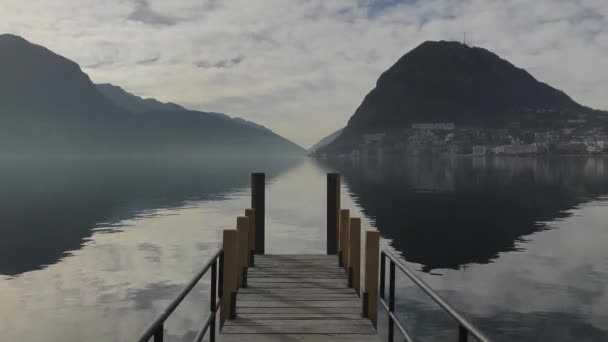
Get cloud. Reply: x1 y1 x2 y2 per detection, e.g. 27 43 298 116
128 0 177 26
195 55 245 69
0 0 607 147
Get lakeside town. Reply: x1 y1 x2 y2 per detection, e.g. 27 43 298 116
316 118 608 160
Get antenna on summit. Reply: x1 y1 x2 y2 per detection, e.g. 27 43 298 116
463 32 467 45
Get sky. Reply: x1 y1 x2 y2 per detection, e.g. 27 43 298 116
1 0 607 147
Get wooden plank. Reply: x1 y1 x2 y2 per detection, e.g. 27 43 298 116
236 313 364 320
247 283 348 289
248 278 347 283
248 275 346 279
248 269 345 274
237 300 359 308
238 294 356 300
248 268 345 273
238 288 356 294
225 319 371 326
222 324 376 334
256 254 338 258
255 260 338 270
219 333 381 342
222 252 377 339
237 307 361 314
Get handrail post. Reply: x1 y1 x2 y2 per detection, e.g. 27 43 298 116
221 229 239 326
339 209 350 269
251 173 265 254
236 217 249 288
209 258 217 342
364 230 380 326
459 324 469 342
380 252 386 300
153 324 163 342
327 173 340 255
218 252 224 300
348 217 361 294
245 209 255 266
388 260 396 342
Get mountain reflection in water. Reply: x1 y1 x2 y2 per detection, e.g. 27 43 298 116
0 156 299 275
322 156 608 341
326 156 608 272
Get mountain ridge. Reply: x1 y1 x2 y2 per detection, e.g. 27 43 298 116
0 34 304 156
322 40 605 153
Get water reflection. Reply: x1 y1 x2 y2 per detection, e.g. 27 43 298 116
2 156 607 341
323 156 608 341
326 156 608 271
0 157 299 276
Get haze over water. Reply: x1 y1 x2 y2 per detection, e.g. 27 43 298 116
1 156 607 341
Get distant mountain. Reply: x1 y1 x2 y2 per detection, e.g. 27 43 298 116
323 41 606 153
309 128 343 153
0 34 304 156
96 83 273 133
96 83 185 113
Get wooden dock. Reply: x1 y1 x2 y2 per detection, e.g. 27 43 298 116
136 172 490 342
219 254 379 342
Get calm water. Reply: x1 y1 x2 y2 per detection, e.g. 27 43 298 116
1 156 607 341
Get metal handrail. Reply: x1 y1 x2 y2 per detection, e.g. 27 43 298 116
379 247 491 342
137 247 224 342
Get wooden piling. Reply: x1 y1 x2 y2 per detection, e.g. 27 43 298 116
339 209 350 269
349 217 361 295
251 173 265 254
327 173 340 255
364 230 380 326
245 209 255 266
236 216 249 288
221 229 239 325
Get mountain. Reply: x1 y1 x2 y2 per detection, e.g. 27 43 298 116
96 83 273 133
0 34 304 156
323 40 606 153
308 128 343 153
96 83 185 113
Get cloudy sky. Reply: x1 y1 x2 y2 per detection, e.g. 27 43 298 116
1 0 607 147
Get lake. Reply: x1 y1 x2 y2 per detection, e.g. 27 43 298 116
0 156 607 341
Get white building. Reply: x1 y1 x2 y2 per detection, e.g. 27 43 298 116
472 146 487 156
363 133 386 145
411 123 455 131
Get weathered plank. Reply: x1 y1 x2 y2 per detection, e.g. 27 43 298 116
225 319 371 326
248 278 348 283
221 254 377 341
237 300 359 308
221 324 376 334
238 287 356 294
219 334 381 342
236 307 362 314
238 294 355 300
247 282 348 288
236 313 364 320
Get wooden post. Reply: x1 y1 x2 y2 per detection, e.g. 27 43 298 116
364 230 380 326
236 216 249 288
221 229 239 325
251 173 265 254
327 173 340 255
348 218 361 295
339 209 350 269
245 209 255 266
